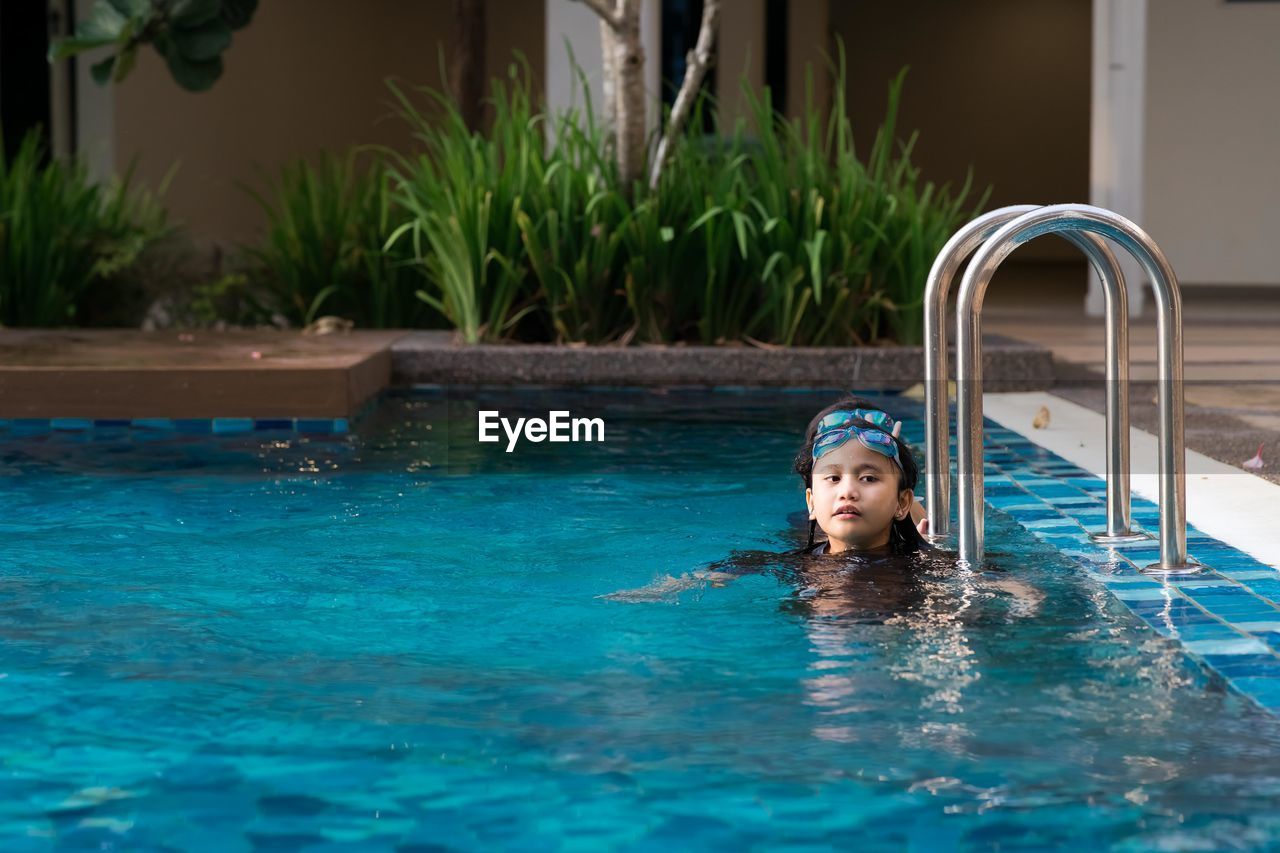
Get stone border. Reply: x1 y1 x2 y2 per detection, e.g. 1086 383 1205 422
390 331 1054 390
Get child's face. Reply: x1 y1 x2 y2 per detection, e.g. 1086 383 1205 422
806 440 913 553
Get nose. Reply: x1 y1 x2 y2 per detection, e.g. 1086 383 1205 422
837 476 860 500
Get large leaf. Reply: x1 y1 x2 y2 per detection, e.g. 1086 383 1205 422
113 44 139 81
171 18 232 61
106 0 152 17
90 55 116 85
221 0 258 30
80 0 129 40
162 47 223 91
170 0 221 28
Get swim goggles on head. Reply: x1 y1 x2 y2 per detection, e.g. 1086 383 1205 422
812 421 902 465
816 408 897 435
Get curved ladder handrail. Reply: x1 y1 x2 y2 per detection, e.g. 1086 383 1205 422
924 205 1140 545
954 203 1191 572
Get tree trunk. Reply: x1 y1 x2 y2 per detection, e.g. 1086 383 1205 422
611 0 646 191
599 16 618 135
451 0 487 132
649 0 719 189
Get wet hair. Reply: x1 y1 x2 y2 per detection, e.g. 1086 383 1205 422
793 396 924 554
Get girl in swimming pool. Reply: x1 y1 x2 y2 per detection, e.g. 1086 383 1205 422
793 399 928 555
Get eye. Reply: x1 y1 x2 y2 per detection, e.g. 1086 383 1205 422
860 475 879 483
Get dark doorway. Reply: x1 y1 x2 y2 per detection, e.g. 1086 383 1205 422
660 0 715 131
1 0 55 160
764 0 788 116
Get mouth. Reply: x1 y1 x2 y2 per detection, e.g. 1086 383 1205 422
832 505 861 520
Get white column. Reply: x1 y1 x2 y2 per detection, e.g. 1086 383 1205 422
545 1 606 121
545 0 660 133
641 0 660 134
1088 0 1147 317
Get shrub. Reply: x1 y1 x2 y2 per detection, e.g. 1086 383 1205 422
0 129 167 327
245 148 430 328
387 66 634 344
384 51 987 345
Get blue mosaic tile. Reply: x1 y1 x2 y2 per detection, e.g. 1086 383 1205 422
968 412 1280 716
1026 484 1088 499
1172 579 1235 590
1203 655 1280 676
1005 508 1064 522
255 419 294 431
1177 627 1250 645
175 419 212 434
1021 518 1082 532
132 418 176 430
211 418 254 435
50 418 93 431
1110 587 1174 601
1220 569 1279 581
0 417 350 436
987 496 1036 510
1045 496 1100 507
1227 677 1280 708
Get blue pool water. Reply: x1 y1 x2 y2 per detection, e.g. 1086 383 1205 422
4 388 1280 850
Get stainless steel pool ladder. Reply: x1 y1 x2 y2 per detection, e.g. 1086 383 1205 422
923 203 1195 573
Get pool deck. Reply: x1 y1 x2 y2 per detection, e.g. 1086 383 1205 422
0 329 400 419
983 265 1280 484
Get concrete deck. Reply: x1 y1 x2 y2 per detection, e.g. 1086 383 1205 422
984 263 1280 484
0 329 402 419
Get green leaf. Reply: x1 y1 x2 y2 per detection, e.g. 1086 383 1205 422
659 226 674 243
171 0 221 28
221 0 258 30
49 35 116 61
171 19 232 62
304 285 339 325
162 49 223 91
80 1 129 40
114 44 138 81
688 206 724 232
731 211 752 259
107 0 151 18
90 55 116 85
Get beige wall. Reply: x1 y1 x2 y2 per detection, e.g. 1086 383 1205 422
788 0 831 121
715 0 830 128
113 0 543 249
1145 0 1280 286
831 0 1091 262
715 0 765 123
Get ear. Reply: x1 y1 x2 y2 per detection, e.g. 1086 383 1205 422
895 487 914 520
805 487 814 518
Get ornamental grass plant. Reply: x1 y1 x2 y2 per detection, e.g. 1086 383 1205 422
0 129 167 327
385 50 986 346
245 148 429 328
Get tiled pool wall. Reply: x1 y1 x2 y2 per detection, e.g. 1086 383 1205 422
0 417 349 436
897 411 1280 716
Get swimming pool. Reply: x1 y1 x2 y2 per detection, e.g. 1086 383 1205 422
4 388 1280 849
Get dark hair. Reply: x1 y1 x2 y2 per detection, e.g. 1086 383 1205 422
793 396 924 554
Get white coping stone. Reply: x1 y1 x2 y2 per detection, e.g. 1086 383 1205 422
984 392 1280 572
